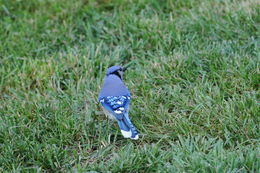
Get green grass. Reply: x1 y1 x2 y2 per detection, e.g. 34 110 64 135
0 0 259 172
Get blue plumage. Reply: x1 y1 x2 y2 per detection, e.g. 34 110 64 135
98 66 139 140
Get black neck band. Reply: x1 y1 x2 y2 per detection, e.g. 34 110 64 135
111 71 122 79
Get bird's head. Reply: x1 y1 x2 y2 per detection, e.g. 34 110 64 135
106 66 127 79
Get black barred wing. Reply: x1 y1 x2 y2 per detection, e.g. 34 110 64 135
99 96 130 118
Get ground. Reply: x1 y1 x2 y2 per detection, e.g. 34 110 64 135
0 0 259 172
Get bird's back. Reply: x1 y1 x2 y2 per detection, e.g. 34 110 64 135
98 75 130 99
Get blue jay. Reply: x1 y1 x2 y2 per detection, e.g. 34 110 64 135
98 66 139 140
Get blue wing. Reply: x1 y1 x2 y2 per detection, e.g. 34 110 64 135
99 95 138 139
99 96 130 120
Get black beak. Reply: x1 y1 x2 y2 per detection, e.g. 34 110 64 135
122 61 136 72
122 67 127 72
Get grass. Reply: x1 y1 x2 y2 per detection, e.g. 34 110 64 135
0 0 259 172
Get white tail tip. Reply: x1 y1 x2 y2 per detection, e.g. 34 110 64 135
121 130 139 140
131 135 139 140
121 130 131 138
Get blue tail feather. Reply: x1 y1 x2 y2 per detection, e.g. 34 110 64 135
117 118 130 131
117 114 138 139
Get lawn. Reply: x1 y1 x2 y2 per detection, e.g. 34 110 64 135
0 0 259 172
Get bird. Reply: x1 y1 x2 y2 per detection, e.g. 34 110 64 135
98 66 139 140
